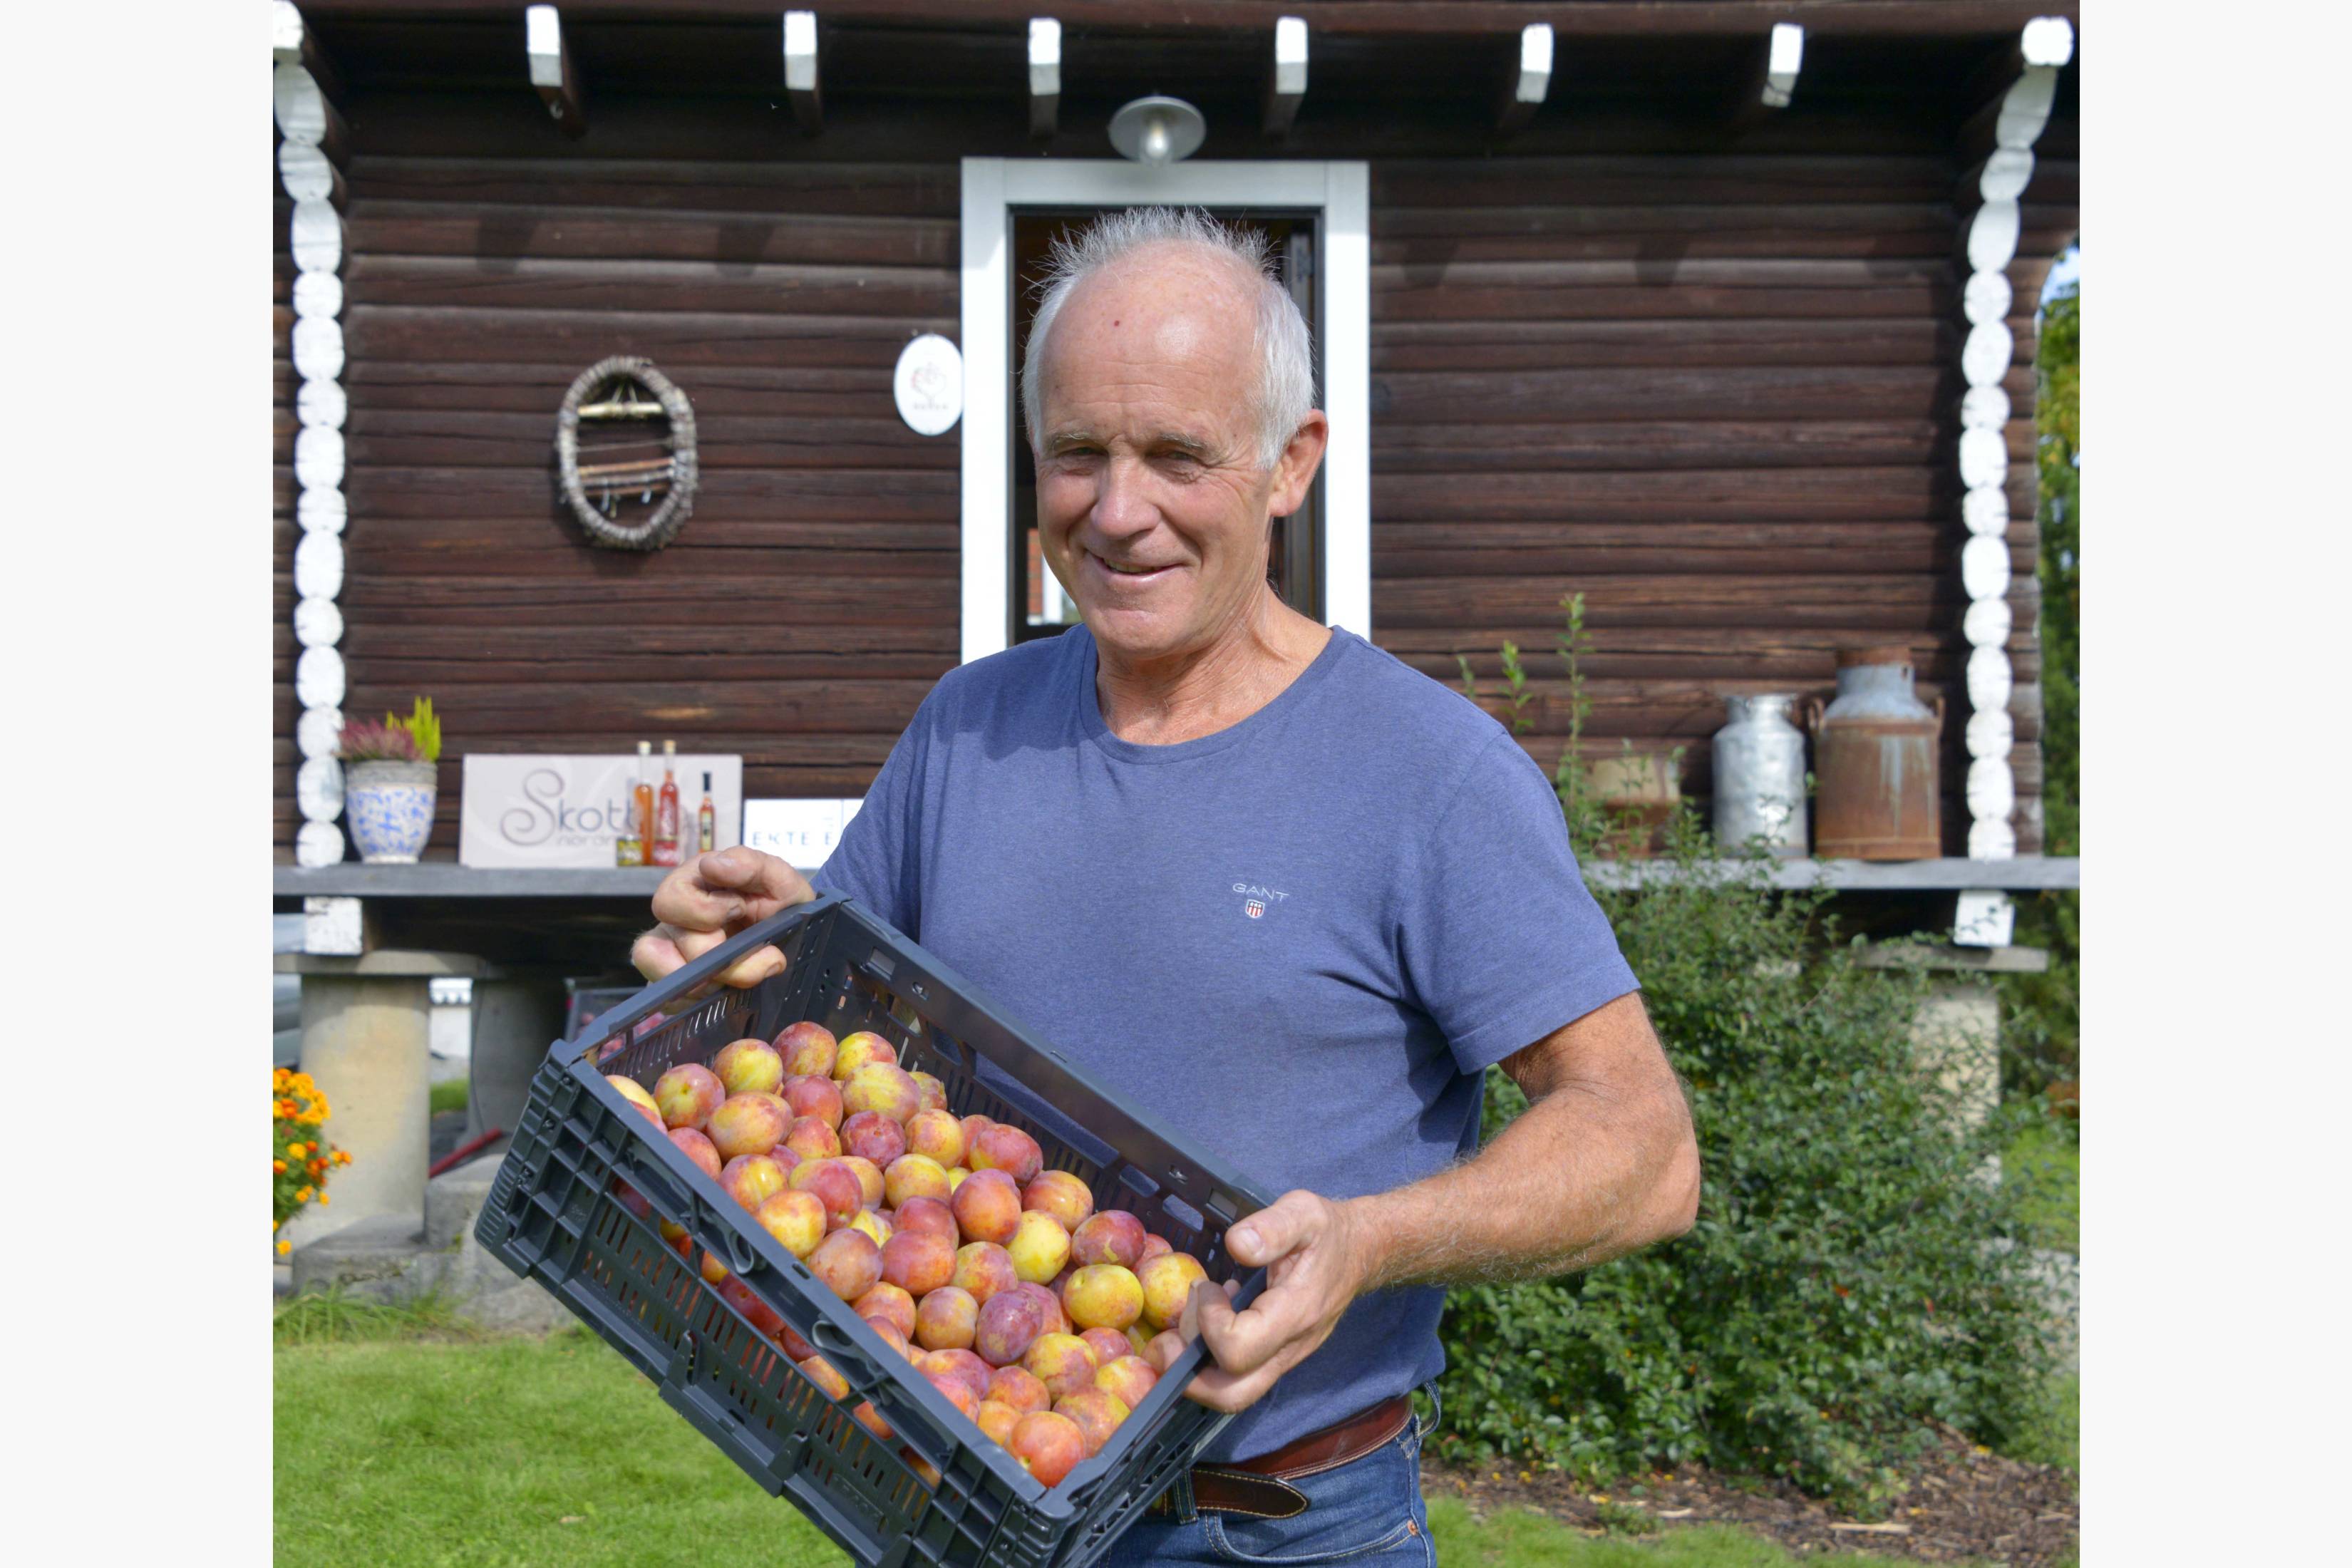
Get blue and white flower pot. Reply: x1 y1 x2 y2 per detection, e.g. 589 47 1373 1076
345 760 438 863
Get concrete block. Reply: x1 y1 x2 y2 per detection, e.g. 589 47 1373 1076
290 1214 445 1303
1912 978 2001 1134
424 1142 510 1252
297 972 432 1243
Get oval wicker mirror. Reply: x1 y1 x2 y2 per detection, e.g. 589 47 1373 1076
555 356 699 551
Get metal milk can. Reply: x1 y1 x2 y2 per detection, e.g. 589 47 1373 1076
1810 646 1941 860
1711 693 1808 857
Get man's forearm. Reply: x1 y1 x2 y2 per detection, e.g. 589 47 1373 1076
1346 1048 1699 1292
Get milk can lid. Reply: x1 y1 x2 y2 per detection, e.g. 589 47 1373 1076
1836 644 1914 671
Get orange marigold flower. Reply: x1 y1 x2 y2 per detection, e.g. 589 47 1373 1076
277 1240 292 1255
296 1186 314 1202
318 1193 329 1205
289 1143 307 1157
273 1160 287 1174
308 1159 326 1175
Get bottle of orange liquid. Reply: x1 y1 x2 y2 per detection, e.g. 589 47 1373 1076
632 741 656 867
653 740 682 867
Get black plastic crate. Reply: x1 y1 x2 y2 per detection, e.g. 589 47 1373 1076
476 894 1274 1568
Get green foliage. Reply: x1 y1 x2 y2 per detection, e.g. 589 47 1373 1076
273 1288 482 1346
1423 1500 1912 1567
337 697 443 764
1999 274 2080 1106
1439 612 2062 1507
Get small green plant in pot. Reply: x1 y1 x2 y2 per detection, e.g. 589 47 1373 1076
338 698 443 863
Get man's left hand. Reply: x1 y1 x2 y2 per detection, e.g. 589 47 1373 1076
1160 1190 1376 1415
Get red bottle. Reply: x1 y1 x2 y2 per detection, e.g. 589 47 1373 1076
652 739 682 867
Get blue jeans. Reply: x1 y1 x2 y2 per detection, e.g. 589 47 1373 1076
1096 1391 1438 1568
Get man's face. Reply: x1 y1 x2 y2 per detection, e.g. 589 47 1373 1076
1032 247 1304 664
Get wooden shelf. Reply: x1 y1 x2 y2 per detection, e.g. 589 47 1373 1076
275 857 2078 900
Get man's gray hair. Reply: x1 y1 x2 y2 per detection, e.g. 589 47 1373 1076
1020 207 1316 471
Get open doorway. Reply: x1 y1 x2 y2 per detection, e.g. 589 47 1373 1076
1008 210 1325 644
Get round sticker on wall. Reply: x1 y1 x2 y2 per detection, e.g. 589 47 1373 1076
894 333 963 437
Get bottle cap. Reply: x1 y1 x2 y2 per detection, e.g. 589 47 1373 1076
664 738 676 755
637 740 651 754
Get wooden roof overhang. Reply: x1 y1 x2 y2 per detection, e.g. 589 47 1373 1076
288 1 2078 155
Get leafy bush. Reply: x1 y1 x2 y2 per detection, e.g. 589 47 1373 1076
1433 818 2058 1507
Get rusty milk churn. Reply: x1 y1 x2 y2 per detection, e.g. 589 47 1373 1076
1712 694 1808 857
1810 646 1941 860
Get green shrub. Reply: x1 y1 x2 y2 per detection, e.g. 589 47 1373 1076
1434 815 2058 1507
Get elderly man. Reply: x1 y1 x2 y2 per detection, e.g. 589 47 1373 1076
636 207 1698 1566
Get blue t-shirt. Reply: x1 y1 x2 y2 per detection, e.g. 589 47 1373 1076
817 623 1638 1460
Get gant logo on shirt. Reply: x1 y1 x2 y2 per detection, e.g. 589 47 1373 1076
1233 882 1289 919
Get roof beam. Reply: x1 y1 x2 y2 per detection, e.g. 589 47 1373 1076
1028 16 1060 140
1495 21 1554 135
525 5 586 138
1264 14 1306 138
1958 14 2075 160
1724 20 1804 120
784 9 822 135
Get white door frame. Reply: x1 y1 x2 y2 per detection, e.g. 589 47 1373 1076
957 158 1372 666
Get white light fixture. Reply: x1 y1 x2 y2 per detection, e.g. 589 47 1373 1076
1108 96 1207 165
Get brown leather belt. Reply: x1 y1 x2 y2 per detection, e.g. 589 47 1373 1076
1147 1395 1414 1521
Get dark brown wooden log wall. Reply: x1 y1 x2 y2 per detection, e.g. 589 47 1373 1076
274 163 300 855
1368 128 2075 854
272 144 963 860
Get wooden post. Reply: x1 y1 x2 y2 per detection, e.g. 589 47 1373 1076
1495 22 1553 135
1028 17 1061 140
526 4 587 139
272 1 345 108
1951 14 2072 860
1264 15 1306 138
785 10 822 136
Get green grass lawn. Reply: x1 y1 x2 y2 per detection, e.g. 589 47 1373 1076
430 1078 470 1118
276 1314 1932 1568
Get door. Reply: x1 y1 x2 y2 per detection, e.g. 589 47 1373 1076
1006 210 1326 645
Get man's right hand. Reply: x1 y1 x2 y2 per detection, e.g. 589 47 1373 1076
631 847 817 992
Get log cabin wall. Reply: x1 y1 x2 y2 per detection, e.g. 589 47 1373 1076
270 9 2076 863
275 170 300 852
1373 121 2076 855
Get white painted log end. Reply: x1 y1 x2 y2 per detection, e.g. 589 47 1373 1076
296 705 346 760
1960 320 2015 388
785 10 819 91
1976 146 2036 204
2021 16 2075 69
1995 66 2059 149
1962 267 2014 327
292 269 344 321
1763 21 1804 108
272 63 331 146
1965 706 2016 762
1966 644 2014 716
1967 818 2018 861
1517 23 1554 104
294 596 346 649
294 530 346 602
1028 17 1061 97
1963 595 2014 651
1966 198 2022 274
1966 757 2016 821
525 5 566 90
294 425 347 492
1274 16 1309 95
1961 485 2010 536
292 316 345 381
296 820 348 868
296 484 348 534
1959 427 2010 491
298 756 347 822
277 140 339 204
295 644 348 709
296 378 348 432
272 2 306 63
1960 533 2013 602
291 198 343 273
1960 385 2013 433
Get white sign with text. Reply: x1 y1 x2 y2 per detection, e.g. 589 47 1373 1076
460 754 743 867
743 798 865 870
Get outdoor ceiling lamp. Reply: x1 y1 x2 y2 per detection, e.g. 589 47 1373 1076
1108 96 1207 164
